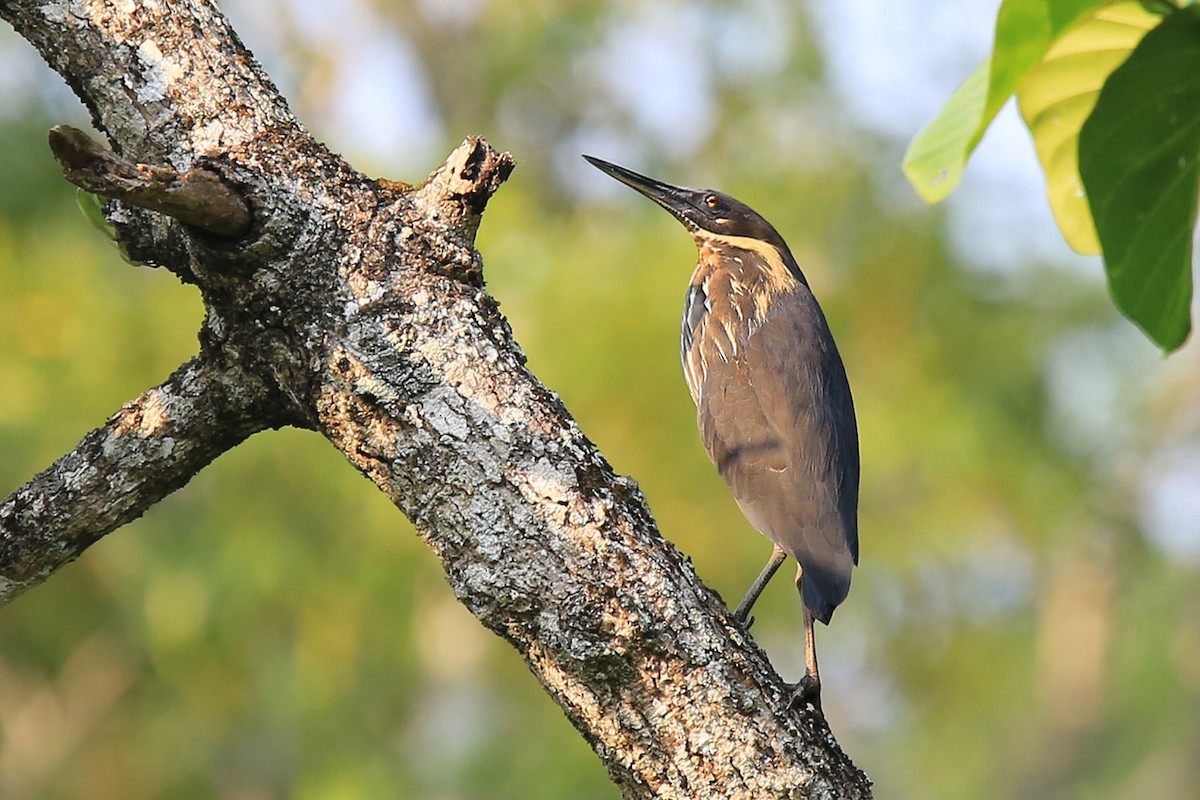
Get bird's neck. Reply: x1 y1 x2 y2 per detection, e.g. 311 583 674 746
692 235 807 295
683 237 808 368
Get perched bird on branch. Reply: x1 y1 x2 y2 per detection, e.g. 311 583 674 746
585 156 860 707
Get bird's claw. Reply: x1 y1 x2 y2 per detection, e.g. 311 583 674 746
729 600 755 631
732 612 756 631
786 675 822 713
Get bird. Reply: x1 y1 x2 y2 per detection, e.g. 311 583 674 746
584 155 859 707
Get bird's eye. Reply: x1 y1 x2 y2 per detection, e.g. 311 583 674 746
704 194 719 209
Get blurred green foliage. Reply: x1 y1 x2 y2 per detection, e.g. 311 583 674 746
2 1 1199 798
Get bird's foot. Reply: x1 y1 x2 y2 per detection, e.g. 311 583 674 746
786 675 822 713
731 610 757 631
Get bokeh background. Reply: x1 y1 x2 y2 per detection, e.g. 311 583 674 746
2 0 1199 797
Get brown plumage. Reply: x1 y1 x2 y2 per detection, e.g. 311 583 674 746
585 156 860 706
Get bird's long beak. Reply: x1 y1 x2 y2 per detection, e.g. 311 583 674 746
583 155 695 219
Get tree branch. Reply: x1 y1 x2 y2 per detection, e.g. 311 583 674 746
0 0 297 164
0 1 873 796
0 357 272 603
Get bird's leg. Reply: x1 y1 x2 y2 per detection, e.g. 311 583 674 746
788 565 822 711
732 544 788 629
789 606 822 710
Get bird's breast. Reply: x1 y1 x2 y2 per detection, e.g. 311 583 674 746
680 244 798 405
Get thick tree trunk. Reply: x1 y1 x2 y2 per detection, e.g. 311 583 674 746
0 1 871 797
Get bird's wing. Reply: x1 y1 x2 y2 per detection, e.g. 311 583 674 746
697 286 859 622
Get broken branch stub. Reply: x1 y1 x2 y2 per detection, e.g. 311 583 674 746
48 124 253 238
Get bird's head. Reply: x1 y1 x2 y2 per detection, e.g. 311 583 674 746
583 155 788 252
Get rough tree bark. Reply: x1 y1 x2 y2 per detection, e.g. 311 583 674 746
0 1 871 797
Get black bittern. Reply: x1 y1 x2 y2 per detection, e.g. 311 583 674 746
585 155 859 707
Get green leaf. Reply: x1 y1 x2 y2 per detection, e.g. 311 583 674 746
1079 6 1200 351
904 62 990 202
75 188 118 243
1017 3 1160 254
74 188 139 266
905 0 1119 202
